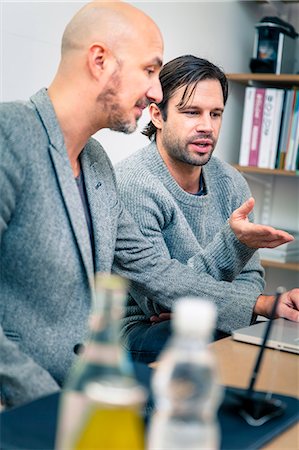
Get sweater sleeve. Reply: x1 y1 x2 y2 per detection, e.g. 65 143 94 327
112 199 264 331
116 168 256 282
113 161 265 331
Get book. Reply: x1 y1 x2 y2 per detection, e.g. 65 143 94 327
248 88 266 166
258 88 277 168
276 90 296 169
292 124 299 170
258 89 284 169
259 250 299 263
239 87 256 166
275 90 291 169
259 232 299 263
268 89 285 169
284 90 299 171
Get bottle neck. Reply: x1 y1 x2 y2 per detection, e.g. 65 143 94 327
89 274 127 341
81 283 127 366
66 275 132 391
166 330 212 355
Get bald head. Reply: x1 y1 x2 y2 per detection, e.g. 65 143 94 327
61 1 162 57
49 0 163 148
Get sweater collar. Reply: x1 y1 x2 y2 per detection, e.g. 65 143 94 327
146 141 211 205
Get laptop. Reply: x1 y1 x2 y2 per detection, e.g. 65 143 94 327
232 318 299 354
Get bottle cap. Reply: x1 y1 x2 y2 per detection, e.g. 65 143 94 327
173 297 217 336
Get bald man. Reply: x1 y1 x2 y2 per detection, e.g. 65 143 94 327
0 1 293 408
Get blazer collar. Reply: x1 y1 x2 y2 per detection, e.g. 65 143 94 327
30 88 66 153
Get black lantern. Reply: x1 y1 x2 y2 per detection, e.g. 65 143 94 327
250 17 298 74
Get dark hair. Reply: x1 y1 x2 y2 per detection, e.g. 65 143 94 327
142 55 228 140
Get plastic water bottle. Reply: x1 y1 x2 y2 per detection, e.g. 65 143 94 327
55 273 146 450
147 297 222 450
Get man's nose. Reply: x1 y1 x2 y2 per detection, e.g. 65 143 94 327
147 77 163 103
195 113 213 133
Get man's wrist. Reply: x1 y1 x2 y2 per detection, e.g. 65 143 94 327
254 294 275 318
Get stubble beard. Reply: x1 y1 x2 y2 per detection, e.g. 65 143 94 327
97 69 138 135
108 101 137 134
161 129 215 167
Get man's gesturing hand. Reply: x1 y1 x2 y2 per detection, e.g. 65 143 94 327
229 197 294 249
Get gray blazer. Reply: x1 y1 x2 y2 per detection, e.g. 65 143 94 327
0 89 256 407
0 89 122 405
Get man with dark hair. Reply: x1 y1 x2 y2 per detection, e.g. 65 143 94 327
116 55 299 363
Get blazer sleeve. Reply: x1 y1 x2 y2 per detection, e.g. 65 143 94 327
0 326 60 408
0 107 60 408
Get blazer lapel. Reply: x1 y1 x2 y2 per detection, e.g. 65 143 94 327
81 143 116 274
30 89 94 284
49 145 94 281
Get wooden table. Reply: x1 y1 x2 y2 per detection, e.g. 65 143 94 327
211 337 299 449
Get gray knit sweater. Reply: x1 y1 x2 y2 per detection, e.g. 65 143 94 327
115 141 265 335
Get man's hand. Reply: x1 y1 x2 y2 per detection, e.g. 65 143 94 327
254 289 299 322
229 197 294 248
150 312 172 324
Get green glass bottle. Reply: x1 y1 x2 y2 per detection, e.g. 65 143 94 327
55 274 146 450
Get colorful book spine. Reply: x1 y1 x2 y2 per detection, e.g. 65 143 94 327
276 90 295 169
285 90 299 171
248 88 266 166
239 87 256 166
268 89 285 170
291 112 299 170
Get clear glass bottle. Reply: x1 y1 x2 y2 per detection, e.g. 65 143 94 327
55 273 146 450
147 297 222 450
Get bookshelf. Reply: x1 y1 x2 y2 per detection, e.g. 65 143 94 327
261 260 299 271
227 73 299 87
234 165 298 176
227 73 299 285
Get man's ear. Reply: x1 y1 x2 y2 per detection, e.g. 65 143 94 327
149 103 163 130
87 43 115 80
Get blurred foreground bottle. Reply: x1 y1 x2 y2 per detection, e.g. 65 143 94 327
55 273 146 450
148 297 222 450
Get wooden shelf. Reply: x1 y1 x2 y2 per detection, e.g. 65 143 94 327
227 73 299 87
256 0 299 3
261 260 299 271
234 165 298 176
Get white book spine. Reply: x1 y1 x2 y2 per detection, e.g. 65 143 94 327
258 88 277 168
239 87 255 166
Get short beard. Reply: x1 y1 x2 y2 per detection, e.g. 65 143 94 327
108 104 137 134
177 149 214 167
97 69 137 134
161 130 215 167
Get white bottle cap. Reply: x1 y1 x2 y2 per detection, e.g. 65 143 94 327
173 297 217 337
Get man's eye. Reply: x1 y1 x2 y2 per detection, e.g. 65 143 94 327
211 112 222 118
146 68 155 75
184 111 198 115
